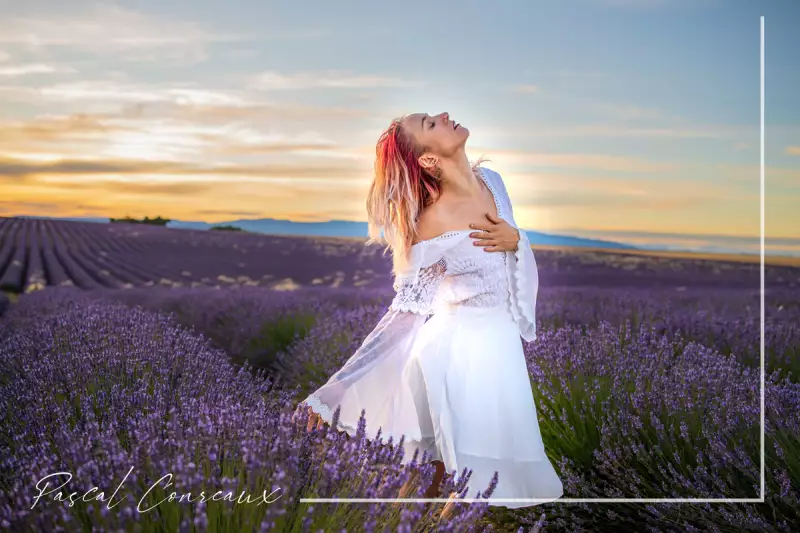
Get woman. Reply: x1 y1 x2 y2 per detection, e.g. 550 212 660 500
295 112 564 508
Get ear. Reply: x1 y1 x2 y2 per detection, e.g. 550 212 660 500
418 154 438 170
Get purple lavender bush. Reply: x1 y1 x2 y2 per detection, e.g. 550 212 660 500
516 321 799 531
0 292 494 532
0 292 9 319
536 286 800 381
274 290 799 532
96 286 332 377
2 275 798 531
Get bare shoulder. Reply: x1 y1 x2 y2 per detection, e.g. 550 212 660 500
413 201 452 244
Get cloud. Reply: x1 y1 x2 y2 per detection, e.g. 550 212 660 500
549 227 800 248
62 179 213 196
37 81 250 106
0 4 247 64
786 146 800 156
551 70 607 80
0 155 368 183
510 84 538 94
714 163 800 188
590 0 673 7
194 209 266 217
500 169 730 212
587 102 665 121
0 157 187 179
0 200 62 213
252 70 423 90
527 188 712 210
513 89 749 140
471 148 676 173
0 4 237 48
11 79 371 124
217 141 341 156
0 110 365 163
526 123 744 140
0 64 75 76
161 101 369 123
587 0 720 8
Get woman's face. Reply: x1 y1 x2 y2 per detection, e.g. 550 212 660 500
401 112 469 161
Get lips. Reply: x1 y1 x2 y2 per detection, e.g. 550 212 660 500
453 122 459 129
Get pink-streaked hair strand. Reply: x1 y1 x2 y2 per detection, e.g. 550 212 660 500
365 115 488 278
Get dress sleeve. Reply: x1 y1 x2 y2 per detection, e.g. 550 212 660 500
297 252 448 439
509 229 539 342
482 167 539 343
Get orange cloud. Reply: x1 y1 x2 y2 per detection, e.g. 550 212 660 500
469 148 677 173
251 70 423 90
510 84 538 93
0 155 371 182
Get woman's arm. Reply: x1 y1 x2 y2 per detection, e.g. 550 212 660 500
296 255 448 437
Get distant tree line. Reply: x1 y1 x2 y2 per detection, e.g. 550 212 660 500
210 225 244 232
110 216 171 226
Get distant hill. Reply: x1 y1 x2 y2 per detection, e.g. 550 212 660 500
10 215 636 249
10 214 800 257
165 217 637 250
6 215 798 257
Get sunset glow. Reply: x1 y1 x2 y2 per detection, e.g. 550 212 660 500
1 1 798 255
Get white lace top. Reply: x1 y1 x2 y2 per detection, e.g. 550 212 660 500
300 167 540 430
390 166 538 341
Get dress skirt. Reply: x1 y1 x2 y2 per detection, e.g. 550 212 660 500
399 303 563 508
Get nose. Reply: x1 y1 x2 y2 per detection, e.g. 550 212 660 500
438 112 449 123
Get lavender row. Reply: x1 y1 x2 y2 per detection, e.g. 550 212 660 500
535 286 800 380
1 216 798 296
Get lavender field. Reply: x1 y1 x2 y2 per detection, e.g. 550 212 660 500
1 217 799 532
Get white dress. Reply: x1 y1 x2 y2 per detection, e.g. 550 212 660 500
300 167 564 507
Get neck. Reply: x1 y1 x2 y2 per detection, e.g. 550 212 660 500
438 151 480 197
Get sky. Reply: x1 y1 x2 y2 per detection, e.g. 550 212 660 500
0 0 798 256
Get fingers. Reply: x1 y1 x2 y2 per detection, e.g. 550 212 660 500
468 222 491 232
306 413 318 432
472 239 505 252
300 407 326 433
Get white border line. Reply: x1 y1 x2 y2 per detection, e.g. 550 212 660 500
759 13 766 504
301 15 766 506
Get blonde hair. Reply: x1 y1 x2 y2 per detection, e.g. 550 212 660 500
365 115 487 278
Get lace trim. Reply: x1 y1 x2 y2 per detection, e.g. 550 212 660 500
301 394 422 443
477 167 503 219
512 231 537 339
483 166 535 339
301 395 360 437
506 254 523 326
407 168 501 252
304 394 336 422
478 167 508 271
391 256 447 314
411 230 470 248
